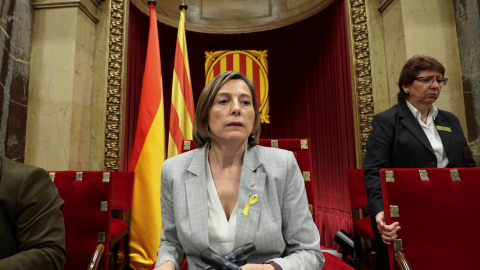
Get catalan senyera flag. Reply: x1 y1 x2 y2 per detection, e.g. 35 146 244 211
129 2 165 269
168 7 194 158
205 50 269 123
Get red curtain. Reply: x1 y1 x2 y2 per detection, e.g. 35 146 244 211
126 0 355 249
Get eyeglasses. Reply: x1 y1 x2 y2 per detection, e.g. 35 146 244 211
415 77 448 86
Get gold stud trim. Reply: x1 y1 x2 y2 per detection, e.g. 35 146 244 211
419 170 429 181
98 232 105 243
270 140 278 148
183 141 191 151
303 171 311 182
394 239 403 252
102 172 110 183
49 172 55 182
346 0 375 166
450 169 461 181
103 0 127 171
75 172 83 182
386 170 394 182
300 140 308 150
100 201 108 212
390 205 399 218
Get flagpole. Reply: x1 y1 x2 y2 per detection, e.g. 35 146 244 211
148 0 156 5
179 3 188 10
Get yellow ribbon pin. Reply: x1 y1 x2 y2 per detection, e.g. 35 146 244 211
242 194 258 217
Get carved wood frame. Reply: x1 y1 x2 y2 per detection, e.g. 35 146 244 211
346 0 375 167
104 0 127 171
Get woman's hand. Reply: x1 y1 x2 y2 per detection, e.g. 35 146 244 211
376 211 401 245
241 264 275 270
153 261 175 270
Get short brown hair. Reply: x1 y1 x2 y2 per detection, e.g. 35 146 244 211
192 71 261 147
397 55 445 101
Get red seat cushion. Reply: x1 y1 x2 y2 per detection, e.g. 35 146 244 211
353 216 374 239
323 252 355 270
110 218 128 238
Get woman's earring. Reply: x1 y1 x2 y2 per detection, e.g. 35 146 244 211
248 133 254 141
405 89 409 94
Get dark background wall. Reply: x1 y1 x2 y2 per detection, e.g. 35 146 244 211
0 0 33 162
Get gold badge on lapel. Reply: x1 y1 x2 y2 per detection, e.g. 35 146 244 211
436 125 452 132
242 194 258 217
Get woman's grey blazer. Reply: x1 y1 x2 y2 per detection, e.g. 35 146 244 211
155 144 325 270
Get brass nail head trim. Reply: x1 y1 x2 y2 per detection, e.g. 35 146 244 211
100 201 108 212
271 140 278 148
390 205 399 218
419 170 429 181
75 172 83 182
394 239 403 252
102 172 110 183
301 139 308 149
183 141 191 151
450 169 461 181
49 172 55 182
303 171 311 182
386 170 394 182
98 232 105 243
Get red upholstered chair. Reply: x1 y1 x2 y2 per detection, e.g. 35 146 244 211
346 169 375 270
323 252 355 270
380 168 480 270
50 171 113 270
108 171 135 269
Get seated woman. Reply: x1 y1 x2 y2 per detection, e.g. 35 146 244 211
363 55 476 269
154 71 324 270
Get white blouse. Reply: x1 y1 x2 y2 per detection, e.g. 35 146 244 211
406 101 449 168
206 148 238 256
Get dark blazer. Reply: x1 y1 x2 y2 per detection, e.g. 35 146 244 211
363 100 476 217
0 156 66 270
155 145 324 270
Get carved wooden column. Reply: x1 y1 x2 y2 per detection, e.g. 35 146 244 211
346 0 375 167
26 0 101 170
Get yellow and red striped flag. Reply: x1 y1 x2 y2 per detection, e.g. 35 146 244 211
129 2 165 268
167 7 194 158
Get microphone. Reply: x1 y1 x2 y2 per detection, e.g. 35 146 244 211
200 249 242 270
224 243 256 263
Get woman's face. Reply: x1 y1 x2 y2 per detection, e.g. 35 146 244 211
403 70 443 106
208 79 255 145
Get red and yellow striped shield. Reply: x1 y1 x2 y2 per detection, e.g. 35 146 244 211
205 50 270 123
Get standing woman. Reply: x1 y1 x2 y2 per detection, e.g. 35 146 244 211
155 71 324 270
363 55 476 269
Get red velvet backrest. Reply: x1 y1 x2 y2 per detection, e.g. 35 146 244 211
181 139 317 223
50 171 113 270
111 172 135 209
346 169 366 209
380 168 480 270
